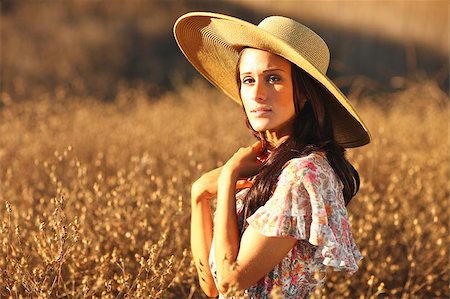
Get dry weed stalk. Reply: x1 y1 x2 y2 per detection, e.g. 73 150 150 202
0 79 448 298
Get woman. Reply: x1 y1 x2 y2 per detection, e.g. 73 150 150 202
174 12 371 298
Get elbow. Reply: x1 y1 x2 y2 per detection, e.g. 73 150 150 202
206 290 219 298
199 279 219 298
218 283 229 296
201 284 219 298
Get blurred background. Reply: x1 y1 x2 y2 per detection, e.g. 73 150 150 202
1 0 448 102
0 1 448 298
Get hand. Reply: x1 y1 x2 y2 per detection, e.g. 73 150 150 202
222 141 264 181
191 166 253 203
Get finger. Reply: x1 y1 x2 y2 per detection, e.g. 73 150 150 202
256 155 265 165
250 140 263 153
236 179 253 190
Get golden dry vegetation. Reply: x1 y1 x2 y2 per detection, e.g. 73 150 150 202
0 1 449 298
0 77 448 298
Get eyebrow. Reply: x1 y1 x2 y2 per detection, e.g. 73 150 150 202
239 68 287 76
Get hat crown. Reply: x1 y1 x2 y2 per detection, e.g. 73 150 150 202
258 16 330 74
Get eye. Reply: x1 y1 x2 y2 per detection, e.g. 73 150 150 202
267 74 281 83
241 76 254 85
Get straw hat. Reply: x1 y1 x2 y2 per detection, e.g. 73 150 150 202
173 12 370 148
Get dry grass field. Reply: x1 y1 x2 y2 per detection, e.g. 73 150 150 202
0 77 448 298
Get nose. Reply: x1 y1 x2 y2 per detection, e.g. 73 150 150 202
251 79 267 102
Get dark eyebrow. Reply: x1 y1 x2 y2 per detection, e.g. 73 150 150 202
240 68 287 76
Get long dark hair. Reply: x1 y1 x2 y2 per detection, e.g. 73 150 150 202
236 51 360 234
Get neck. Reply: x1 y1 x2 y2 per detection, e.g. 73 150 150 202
263 117 295 148
264 130 290 148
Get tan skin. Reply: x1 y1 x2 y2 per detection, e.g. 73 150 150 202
190 48 306 297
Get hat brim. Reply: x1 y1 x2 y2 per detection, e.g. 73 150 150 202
174 12 371 148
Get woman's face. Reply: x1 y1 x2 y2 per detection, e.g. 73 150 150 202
239 48 296 136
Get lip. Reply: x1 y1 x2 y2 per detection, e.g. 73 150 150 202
250 106 272 116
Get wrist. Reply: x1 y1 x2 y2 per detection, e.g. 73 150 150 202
220 164 239 182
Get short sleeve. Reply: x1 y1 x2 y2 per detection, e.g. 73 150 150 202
246 153 363 273
246 157 310 240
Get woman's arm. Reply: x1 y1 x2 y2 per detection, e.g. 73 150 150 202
190 185 218 297
214 142 298 295
214 167 297 294
213 167 240 293
190 167 252 297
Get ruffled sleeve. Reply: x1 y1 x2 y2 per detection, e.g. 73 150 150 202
246 153 362 273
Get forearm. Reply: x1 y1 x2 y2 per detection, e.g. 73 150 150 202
190 191 218 297
214 168 240 293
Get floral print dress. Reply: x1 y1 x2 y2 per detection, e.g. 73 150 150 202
209 152 363 298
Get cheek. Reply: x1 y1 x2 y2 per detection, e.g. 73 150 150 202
278 88 296 118
240 90 252 115
287 99 296 118
241 99 250 118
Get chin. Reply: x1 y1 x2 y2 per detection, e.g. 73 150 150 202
250 121 274 132
250 118 293 135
